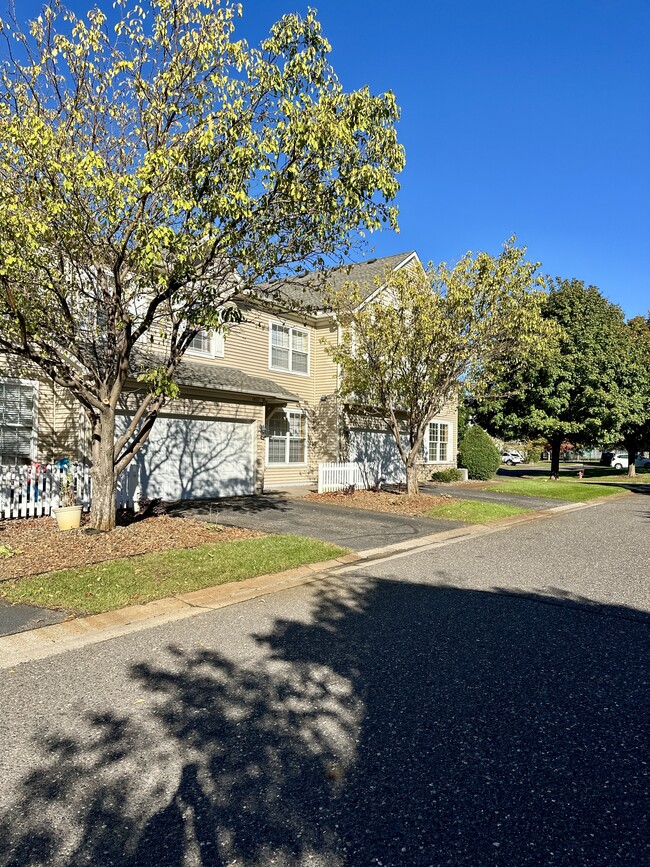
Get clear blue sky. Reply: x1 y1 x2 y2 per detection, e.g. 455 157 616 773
14 0 650 319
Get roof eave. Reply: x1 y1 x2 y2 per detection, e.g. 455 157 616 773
358 251 421 310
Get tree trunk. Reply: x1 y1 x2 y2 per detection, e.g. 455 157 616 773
405 460 419 495
549 435 562 479
624 437 637 478
91 408 118 531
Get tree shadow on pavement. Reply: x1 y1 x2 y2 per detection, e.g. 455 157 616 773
1 577 647 866
169 493 293 520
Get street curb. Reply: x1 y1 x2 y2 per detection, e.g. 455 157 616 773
0 494 617 670
0 554 360 670
354 499 596 559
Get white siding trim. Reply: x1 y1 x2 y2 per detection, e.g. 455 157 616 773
359 251 422 309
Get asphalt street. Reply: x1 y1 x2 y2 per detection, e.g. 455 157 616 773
0 492 648 866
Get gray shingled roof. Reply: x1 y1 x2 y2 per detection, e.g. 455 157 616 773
174 360 300 403
262 251 417 310
131 352 299 404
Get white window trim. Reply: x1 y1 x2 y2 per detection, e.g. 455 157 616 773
266 408 308 466
186 330 225 359
425 420 451 464
268 321 310 377
0 377 39 463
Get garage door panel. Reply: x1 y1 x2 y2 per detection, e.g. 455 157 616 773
348 429 406 486
117 414 254 500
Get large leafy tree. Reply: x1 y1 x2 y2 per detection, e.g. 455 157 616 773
0 0 404 530
474 279 630 477
327 240 550 494
615 315 650 477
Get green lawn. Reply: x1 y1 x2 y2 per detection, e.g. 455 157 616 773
521 464 650 482
582 467 650 482
0 534 347 615
428 499 531 523
488 479 623 502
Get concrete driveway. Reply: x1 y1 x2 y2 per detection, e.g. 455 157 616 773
176 493 464 551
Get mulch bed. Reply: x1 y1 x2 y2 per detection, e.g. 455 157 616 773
0 514 262 581
308 489 452 517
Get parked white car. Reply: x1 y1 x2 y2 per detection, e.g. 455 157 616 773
600 452 650 470
501 451 523 466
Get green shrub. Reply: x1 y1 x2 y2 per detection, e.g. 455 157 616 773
430 468 463 483
458 425 501 480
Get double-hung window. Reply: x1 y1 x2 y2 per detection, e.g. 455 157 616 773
270 323 309 375
426 421 450 463
267 410 307 465
0 379 37 464
187 329 224 358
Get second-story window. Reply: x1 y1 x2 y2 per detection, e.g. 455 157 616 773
187 330 224 359
270 323 309 375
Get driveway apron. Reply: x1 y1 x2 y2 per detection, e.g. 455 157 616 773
178 494 464 550
421 482 566 510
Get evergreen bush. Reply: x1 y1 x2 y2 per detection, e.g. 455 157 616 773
458 426 501 480
430 468 463 483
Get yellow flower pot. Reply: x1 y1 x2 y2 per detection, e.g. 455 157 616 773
53 505 83 531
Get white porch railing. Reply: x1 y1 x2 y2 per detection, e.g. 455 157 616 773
0 462 139 520
317 462 367 494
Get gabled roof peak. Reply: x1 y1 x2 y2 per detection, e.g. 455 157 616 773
265 251 419 311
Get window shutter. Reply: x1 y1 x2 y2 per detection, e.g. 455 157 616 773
213 332 225 356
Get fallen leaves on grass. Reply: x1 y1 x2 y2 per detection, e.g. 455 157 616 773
0 515 262 580
308 490 452 517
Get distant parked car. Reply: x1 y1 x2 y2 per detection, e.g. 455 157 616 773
600 452 650 470
501 451 523 466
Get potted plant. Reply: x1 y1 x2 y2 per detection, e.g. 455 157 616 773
53 468 82 531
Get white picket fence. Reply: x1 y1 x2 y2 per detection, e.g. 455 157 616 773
317 461 368 494
0 462 140 520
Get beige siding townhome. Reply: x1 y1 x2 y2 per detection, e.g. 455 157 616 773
0 252 458 500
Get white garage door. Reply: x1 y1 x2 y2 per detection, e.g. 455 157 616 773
117 414 255 501
348 428 406 486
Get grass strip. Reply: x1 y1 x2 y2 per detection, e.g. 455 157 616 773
0 534 348 615
489 479 622 501
427 499 531 524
